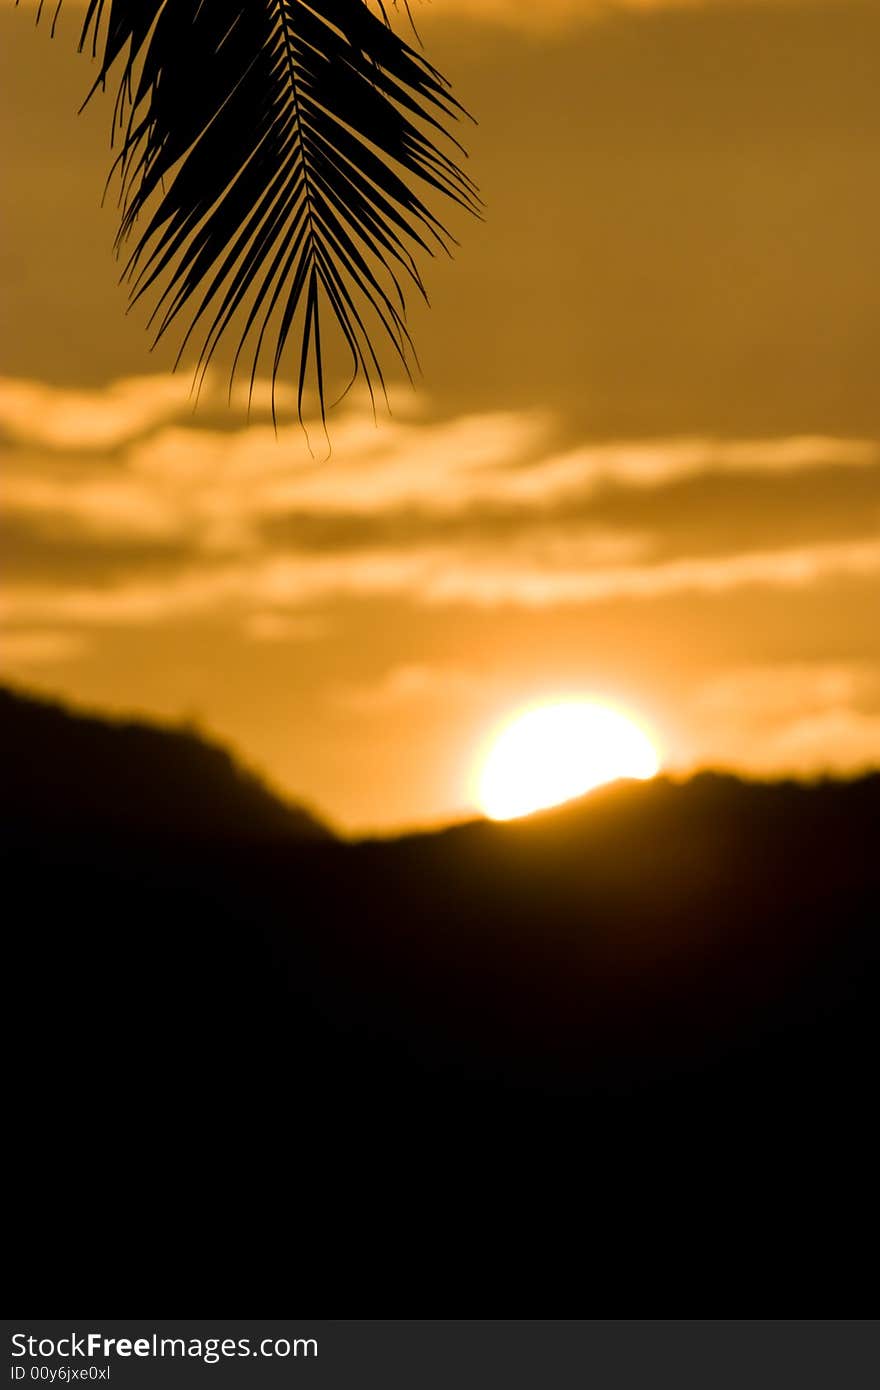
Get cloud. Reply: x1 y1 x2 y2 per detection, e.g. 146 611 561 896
694 663 868 722
8 0 814 24
415 537 880 606
0 375 198 451
122 405 552 526
2 471 184 540
1 629 87 669
4 537 880 636
243 612 330 644
5 412 876 604
332 662 508 714
3 376 880 643
421 0 811 31
686 661 880 777
5 370 873 554
756 707 880 773
0 367 314 456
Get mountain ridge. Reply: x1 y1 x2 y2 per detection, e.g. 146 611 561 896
0 683 332 843
6 681 877 849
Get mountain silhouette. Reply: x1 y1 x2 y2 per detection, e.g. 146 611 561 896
5 686 878 1305
0 684 330 843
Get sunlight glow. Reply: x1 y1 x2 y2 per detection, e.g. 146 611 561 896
477 700 660 821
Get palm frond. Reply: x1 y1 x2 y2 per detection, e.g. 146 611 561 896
44 0 481 424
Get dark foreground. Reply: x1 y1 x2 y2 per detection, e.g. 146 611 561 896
4 688 878 1305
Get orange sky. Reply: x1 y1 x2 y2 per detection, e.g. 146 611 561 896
2 0 880 831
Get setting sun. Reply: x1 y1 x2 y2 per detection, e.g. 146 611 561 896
477 701 660 821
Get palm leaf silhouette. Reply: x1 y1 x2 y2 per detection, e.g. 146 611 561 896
36 0 480 424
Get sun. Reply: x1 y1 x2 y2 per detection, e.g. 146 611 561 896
476 699 660 821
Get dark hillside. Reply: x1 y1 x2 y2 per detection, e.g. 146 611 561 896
0 684 330 842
